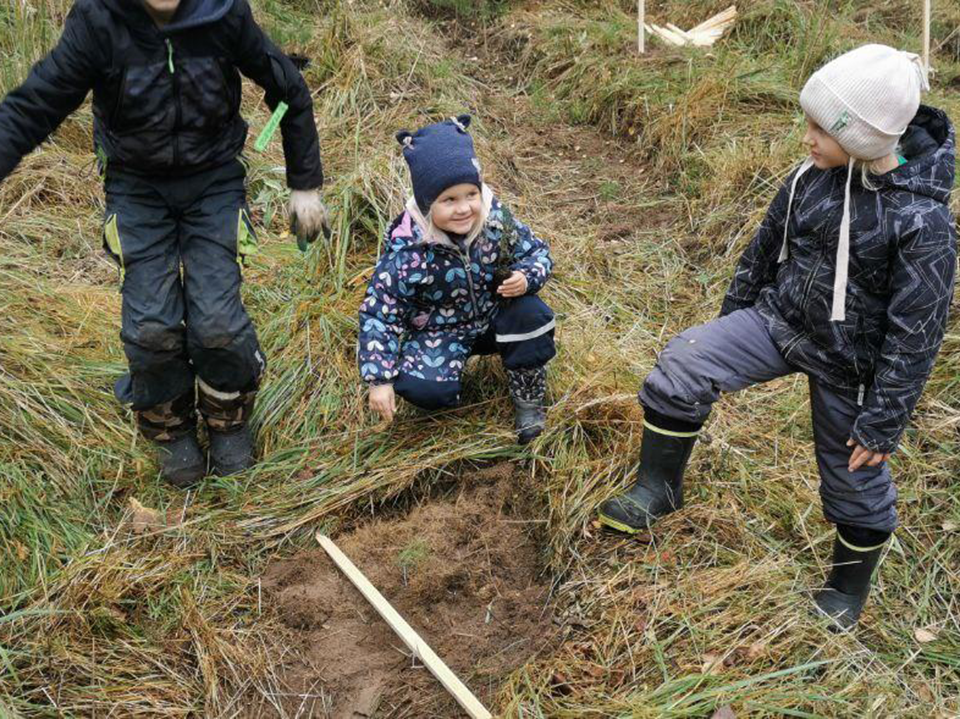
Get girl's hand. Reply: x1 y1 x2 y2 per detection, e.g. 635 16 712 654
369 384 397 423
497 270 528 297
846 438 890 473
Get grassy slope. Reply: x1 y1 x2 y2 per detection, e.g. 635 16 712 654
0 0 957 715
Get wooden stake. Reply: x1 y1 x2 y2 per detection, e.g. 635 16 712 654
922 0 932 78
638 0 645 54
316 533 493 719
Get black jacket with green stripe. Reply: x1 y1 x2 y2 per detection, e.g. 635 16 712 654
0 0 323 189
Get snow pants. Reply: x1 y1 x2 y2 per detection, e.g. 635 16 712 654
393 295 556 410
639 308 897 532
104 160 265 439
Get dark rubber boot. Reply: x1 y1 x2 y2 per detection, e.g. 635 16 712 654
198 380 257 476
514 398 546 445
208 425 255 476
507 366 548 445
156 433 205 488
598 422 698 533
814 533 886 631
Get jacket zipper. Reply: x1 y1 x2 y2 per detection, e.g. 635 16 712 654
112 68 127 128
436 244 479 325
166 38 181 167
457 246 479 326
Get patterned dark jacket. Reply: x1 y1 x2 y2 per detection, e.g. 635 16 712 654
358 189 553 385
0 0 322 189
721 106 956 454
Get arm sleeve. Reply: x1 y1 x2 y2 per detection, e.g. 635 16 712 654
0 4 97 182
851 213 957 454
719 177 793 317
232 0 323 190
358 248 418 385
509 213 553 295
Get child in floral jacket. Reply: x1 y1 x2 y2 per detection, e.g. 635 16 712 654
358 116 555 443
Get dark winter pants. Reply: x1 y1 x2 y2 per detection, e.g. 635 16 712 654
639 308 897 532
104 160 264 439
394 295 556 410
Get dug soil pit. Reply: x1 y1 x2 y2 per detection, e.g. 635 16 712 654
260 463 557 718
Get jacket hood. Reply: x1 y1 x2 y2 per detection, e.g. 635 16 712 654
874 105 955 205
101 0 234 33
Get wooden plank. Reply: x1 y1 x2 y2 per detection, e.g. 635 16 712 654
316 532 493 719
690 5 737 34
646 23 687 46
923 0 931 77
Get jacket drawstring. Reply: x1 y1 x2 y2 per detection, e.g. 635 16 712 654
831 156 856 321
777 157 815 263
777 155 855 322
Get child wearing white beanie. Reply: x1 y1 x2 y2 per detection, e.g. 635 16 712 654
599 44 956 631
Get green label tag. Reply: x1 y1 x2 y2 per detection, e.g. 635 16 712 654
830 110 850 134
254 101 289 152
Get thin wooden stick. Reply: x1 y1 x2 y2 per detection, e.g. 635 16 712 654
316 532 493 719
922 0 932 77
638 0 645 53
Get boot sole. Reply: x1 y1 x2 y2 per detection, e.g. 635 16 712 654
597 512 645 535
163 465 206 489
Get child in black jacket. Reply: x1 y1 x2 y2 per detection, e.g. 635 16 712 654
0 0 329 487
599 45 956 630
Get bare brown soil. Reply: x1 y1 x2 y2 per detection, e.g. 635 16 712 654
258 463 557 718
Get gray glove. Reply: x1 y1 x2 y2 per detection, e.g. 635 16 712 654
288 189 332 251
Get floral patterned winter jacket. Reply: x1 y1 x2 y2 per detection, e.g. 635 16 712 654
358 189 553 385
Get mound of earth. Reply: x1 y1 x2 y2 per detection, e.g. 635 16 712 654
259 463 556 718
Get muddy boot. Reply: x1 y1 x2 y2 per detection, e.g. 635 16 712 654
137 391 205 489
598 416 700 534
198 380 257 476
156 434 206 488
814 529 888 631
507 366 547 445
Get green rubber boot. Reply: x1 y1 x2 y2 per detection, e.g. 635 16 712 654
598 421 698 533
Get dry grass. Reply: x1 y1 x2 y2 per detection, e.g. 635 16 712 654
0 0 958 716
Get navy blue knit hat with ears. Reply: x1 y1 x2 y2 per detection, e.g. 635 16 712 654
397 114 482 214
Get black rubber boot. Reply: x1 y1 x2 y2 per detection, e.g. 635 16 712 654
598 420 699 533
208 425 255 476
814 532 887 631
514 398 546 445
507 367 547 445
156 433 206 489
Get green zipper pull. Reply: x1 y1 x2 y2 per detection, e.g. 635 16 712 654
254 101 289 152
166 39 175 74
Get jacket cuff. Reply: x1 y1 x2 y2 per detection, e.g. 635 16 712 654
850 422 900 455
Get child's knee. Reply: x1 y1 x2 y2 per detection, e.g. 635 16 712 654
495 295 556 369
394 373 461 410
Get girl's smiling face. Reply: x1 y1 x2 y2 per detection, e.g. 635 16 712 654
803 115 851 169
430 184 482 235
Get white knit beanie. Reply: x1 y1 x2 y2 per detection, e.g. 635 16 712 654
800 44 929 160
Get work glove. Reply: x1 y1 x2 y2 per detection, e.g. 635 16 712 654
288 188 332 252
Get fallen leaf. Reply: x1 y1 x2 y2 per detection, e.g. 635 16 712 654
915 628 939 643
916 683 935 703
702 652 724 675
126 497 180 534
745 642 766 661
711 707 736 719
942 520 958 532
